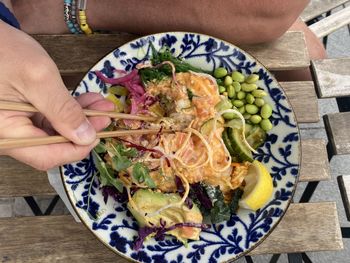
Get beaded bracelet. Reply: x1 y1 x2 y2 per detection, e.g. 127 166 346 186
78 0 93 35
64 0 82 34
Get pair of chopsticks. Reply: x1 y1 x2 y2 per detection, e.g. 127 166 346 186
0 100 164 149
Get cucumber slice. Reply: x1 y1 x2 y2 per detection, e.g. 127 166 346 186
222 129 234 155
246 126 267 150
227 127 253 162
225 119 253 136
200 117 224 136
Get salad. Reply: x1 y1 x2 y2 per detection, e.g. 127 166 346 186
90 44 274 250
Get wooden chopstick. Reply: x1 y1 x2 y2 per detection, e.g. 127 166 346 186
0 129 170 149
0 100 158 122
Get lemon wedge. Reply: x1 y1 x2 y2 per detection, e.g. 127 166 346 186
239 160 273 211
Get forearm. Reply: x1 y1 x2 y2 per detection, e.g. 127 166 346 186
13 0 309 44
87 0 310 44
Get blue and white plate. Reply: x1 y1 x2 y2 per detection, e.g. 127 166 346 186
61 32 300 262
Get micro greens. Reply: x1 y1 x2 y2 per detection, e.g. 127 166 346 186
132 163 156 188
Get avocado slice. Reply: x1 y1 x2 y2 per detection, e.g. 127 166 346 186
227 127 254 162
127 189 203 242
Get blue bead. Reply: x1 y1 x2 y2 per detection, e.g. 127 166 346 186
64 0 72 4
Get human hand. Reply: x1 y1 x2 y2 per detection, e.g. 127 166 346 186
0 21 114 170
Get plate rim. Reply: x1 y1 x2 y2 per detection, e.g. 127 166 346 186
60 31 302 262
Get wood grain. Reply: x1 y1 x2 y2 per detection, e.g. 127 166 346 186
0 202 342 262
240 31 309 71
301 0 349 22
280 81 319 123
249 202 343 255
337 175 350 221
324 112 350 155
0 156 54 197
33 31 309 76
309 6 350 38
0 138 329 198
300 139 331 182
311 58 350 98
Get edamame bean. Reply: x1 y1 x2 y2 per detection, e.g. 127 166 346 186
233 100 244 108
254 98 265 107
232 81 241 92
238 106 245 114
215 98 232 111
243 113 251 120
246 94 255 104
261 104 272 119
245 74 259 84
250 115 262 124
214 67 228 78
231 71 245 83
245 104 259 114
237 91 246 100
216 78 223 86
241 83 258 92
252 89 267 98
260 119 273 131
227 85 236 98
224 76 233 86
223 112 237 120
219 86 226 94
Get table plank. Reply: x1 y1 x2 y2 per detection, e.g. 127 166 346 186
324 112 350 155
240 31 309 70
301 0 349 22
280 81 319 123
33 31 309 74
309 6 350 38
0 202 342 262
0 156 54 197
311 58 350 98
337 175 350 221
300 139 330 182
250 202 343 255
0 139 329 198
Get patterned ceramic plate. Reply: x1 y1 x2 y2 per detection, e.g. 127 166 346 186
61 32 300 262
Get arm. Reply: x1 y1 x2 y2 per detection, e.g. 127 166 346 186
13 0 309 44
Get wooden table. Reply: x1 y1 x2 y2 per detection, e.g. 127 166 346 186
0 31 344 262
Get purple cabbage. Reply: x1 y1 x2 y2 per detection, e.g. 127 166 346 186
190 183 213 210
133 219 209 250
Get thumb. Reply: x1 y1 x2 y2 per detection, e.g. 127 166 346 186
24 65 96 145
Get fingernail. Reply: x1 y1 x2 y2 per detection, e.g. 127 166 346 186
75 119 96 145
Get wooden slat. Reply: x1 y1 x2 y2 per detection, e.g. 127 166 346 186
250 202 343 255
33 31 309 75
324 112 350 155
311 58 350 98
337 175 350 221
299 139 330 182
0 202 342 261
240 31 309 71
0 156 54 197
301 0 349 22
280 81 319 123
309 6 350 38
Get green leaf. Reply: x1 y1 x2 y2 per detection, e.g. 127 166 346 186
112 155 132 172
132 163 156 188
94 142 107 154
115 143 138 158
93 150 124 192
229 188 243 214
202 184 231 223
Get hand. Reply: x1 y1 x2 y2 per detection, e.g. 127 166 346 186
0 21 114 170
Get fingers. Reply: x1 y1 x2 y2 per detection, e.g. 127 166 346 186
31 92 114 134
23 63 98 146
4 122 100 171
